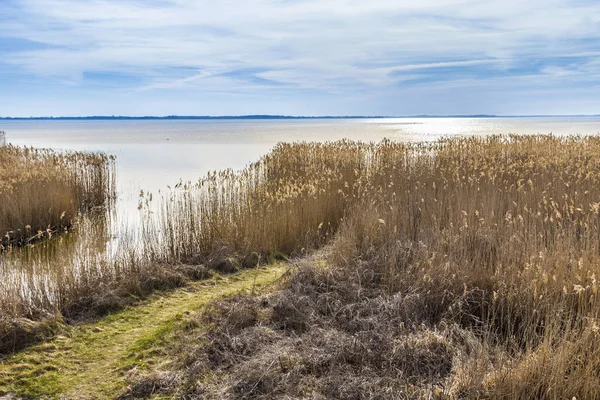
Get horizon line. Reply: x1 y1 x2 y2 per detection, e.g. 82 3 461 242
1 114 599 120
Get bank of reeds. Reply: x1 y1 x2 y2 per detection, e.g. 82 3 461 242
9 135 600 398
127 135 600 399
0 145 115 249
147 140 369 262
326 135 600 397
0 145 116 352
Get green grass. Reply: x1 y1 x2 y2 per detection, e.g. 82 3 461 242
0 263 289 399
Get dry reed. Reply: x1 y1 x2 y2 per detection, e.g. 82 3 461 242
130 135 600 399
8 135 600 398
0 145 115 249
0 145 115 352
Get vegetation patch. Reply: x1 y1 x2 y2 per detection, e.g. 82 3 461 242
129 259 481 398
0 145 114 249
0 264 288 399
7 135 600 398
125 136 600 399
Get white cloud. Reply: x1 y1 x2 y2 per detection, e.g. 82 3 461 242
1 0 600 114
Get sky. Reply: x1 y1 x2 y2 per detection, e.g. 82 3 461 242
1 0 600 117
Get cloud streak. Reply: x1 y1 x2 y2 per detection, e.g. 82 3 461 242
1 0 600 115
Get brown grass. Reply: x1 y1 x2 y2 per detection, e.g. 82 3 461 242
125 135 600 399
0 145 116 352
146 141 371 261
328 135 600 397
0 145 115 249
9 135 600 398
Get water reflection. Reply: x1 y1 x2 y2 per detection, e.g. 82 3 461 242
5 210 112 266
0 209 116 314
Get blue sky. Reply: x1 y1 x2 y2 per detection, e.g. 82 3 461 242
1 0 600 116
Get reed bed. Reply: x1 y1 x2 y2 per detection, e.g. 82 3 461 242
325 135 600 397
8 135 600 398
147 140 370 262
0 212 183 354
134 135 600 399
0 145 116 352
0 145 115 249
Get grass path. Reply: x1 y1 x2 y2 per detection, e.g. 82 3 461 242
0 264 289 399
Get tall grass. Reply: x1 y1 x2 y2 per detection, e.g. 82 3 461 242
329 135 600 397
0 145 115 249
7 135 600 398
0 145 116 352
147 135 600 398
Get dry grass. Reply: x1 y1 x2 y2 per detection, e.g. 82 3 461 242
145 264 485 399
0 145 116 352
0 145 115 249
146 140 369 262
126 135 600 399
9 135 600 398
1 140 371 341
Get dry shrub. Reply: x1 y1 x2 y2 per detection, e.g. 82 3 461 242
0 315 63 355
118 372 182 399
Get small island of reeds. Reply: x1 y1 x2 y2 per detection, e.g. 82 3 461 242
0 145 115 250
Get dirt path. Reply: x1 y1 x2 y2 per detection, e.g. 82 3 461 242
0 264 289 399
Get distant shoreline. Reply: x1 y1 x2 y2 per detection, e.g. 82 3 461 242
1 114 598 121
